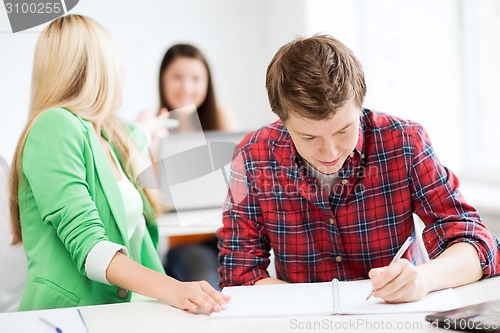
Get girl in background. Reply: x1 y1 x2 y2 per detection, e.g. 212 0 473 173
156 44 237 290
157 44 237 132
137 44 237 289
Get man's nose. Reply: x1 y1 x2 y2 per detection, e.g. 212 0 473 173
319 139 338 161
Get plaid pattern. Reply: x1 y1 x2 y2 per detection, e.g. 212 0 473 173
217 109 500 287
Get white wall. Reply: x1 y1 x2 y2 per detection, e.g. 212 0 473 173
305 0 462 170
0 0 307 163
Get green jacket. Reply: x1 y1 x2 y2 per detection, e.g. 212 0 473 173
18 108 165 310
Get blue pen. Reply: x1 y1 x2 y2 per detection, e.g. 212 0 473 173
77 308 89 333
39 317 63 333
365 236 414 301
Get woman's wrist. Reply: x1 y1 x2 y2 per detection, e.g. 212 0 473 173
158 275 181 304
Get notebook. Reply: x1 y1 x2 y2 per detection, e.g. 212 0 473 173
425 299 500 332
212 279 462 318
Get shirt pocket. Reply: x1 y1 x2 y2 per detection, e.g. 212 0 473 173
264 209 330 248
264 210 313 264
264 210 335 282
31 276 81 308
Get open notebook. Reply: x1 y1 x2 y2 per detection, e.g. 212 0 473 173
212 279 461 318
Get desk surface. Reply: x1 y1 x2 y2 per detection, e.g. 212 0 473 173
3 276 498 333
157 208 222 237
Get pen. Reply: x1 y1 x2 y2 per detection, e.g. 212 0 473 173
39 317 63 333
365 236 414 301
77 308 90 333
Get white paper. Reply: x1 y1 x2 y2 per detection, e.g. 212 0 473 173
0 307 88 333
212 282 333 318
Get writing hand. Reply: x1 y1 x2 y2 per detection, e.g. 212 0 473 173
368 259 430 303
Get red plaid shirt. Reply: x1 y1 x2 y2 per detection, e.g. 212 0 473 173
217 109 500 287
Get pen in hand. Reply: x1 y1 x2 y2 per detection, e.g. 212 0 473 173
39 317 63 333
365 236 414 301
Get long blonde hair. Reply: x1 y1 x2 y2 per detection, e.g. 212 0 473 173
9 14 160 244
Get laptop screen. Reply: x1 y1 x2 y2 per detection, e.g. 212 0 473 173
157 130 249 211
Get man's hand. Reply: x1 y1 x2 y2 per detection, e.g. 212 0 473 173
368 259 431 303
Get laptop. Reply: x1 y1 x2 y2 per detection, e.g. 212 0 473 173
157 130 249 212
425 299 500 332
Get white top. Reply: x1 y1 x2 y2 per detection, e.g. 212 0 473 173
113 153 146 260
0 155 27 312
84 147 145 286
303 159 340 193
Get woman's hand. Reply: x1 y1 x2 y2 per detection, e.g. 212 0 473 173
136 108 170 143
106 252 230 315
368 259 431 303
135 108 170 165
164 279 231 314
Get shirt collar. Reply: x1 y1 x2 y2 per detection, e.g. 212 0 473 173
354 112 366 161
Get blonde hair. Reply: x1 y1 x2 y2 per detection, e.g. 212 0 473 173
9 14 160 244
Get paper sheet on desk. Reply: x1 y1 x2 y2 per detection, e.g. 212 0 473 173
212 280 462 318
212 282 333 317
0 307 88 333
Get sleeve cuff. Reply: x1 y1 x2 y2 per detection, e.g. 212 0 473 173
85 241 129 285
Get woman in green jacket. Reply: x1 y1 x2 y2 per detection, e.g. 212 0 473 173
8 14 229 313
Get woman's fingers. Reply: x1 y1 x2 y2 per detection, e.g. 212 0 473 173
199 281 230 310
176 281 229 314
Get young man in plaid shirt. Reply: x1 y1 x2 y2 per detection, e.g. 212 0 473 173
217 35 500 303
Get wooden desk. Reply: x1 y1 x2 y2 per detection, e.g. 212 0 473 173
3 276 499 333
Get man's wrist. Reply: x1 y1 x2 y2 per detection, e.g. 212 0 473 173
416 262 438 293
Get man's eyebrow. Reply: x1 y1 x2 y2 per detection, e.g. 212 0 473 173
294 121 356 136
336 121 355 132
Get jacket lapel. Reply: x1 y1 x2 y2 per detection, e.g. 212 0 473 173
83 120 130 248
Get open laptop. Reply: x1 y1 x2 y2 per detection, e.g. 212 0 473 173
425 299 500 332
157 130 249 212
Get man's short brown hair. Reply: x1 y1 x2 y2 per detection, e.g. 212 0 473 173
266 35 366 121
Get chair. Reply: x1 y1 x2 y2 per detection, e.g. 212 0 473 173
0 155 27 312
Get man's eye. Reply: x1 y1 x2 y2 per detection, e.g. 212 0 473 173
302 137 315 141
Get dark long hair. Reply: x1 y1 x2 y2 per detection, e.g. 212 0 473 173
158 44 221 130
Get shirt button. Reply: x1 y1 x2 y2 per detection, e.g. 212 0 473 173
329 217 335 224
341 179 348 185
335 255 343 263
117 288 129 299
361 154 365 159
349 152 354 158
